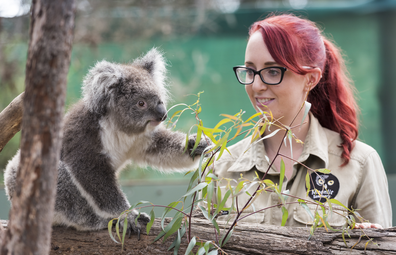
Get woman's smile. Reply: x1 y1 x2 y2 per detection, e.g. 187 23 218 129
256 97 274 107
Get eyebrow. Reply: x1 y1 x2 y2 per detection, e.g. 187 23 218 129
244 61 279 66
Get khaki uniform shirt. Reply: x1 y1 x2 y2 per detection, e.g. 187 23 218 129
212 114 392 228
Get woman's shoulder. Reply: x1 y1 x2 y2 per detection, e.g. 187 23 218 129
322 127 378 165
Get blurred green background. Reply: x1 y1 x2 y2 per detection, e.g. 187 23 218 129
1 0 396 223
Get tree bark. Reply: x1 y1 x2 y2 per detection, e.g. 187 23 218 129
3 218 396 254
0 0 75 254
0 92 24 153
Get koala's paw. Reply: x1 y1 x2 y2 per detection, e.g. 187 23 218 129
188 134 213 158
114 210 151 240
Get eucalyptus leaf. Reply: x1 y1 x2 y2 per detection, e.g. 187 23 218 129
163 216 183 242
107 219 120 244
279 158 285 190
146 209 155 235
185 236 197 255
281 206 289 226
183 182 208 197
301 101 311 127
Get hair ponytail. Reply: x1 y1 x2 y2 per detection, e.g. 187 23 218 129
308 38 358 165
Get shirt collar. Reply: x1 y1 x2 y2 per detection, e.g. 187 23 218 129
227 112 329 173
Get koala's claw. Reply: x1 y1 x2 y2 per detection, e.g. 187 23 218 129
188 134 212 158
115 211 150 240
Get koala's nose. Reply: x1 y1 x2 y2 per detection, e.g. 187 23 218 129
156 103 167 122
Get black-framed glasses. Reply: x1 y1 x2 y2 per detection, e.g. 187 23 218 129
233 66 287 85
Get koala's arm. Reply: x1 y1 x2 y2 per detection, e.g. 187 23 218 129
143 126 210 172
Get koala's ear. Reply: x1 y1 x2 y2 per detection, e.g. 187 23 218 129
82 60 123 115
133 48 169 103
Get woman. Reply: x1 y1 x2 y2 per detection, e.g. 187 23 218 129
212 13 392 228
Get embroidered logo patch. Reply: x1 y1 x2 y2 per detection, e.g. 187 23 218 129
306 172 340 203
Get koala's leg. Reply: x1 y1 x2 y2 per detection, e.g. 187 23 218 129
143 127 211 171
59 161 150 232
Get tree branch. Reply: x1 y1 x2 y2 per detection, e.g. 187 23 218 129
3 218 396 254
0 92 24 153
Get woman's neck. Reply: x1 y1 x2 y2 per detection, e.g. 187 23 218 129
262 111 310 178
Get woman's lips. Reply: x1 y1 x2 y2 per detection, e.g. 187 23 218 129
256 98 274 107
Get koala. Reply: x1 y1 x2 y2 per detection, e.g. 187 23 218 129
4 48 210 237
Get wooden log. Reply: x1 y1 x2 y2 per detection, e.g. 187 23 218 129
2 218 396 254
0 92 24 153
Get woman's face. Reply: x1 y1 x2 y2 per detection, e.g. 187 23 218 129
244 31 310 125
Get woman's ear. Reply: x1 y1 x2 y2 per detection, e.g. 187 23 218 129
305 68 322 91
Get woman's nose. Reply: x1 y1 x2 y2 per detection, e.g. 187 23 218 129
251 74 268 91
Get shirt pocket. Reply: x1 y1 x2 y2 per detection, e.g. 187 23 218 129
293 204 348 227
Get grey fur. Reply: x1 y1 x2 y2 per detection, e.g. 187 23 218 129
4 48 210 234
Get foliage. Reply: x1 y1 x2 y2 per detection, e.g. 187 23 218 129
110 92 377 253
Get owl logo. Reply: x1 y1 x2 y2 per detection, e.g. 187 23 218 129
306 173 340 203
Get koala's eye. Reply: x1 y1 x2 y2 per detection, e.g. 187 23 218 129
138 100 146 107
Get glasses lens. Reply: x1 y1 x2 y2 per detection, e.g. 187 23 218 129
236 68 254 84
260 67 283 84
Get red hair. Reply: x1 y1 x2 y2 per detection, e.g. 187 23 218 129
249 13 358 166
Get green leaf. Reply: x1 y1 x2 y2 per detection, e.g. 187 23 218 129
279 158 285 191
146 209 155 235
204 241 211 253
115 213 122 242
208 250 218 255
220 229 233 247
207 181 215 214
263 179 275 188
163 216 183 242
122 214 128 249
211 217 220 235
281 206 289 226
243 111 263 123
301 101 311 127
287 130 293 159
255 128 281 143
155 212 183 242
235 180 245 193
214 189 231 216
187 169 199 193
216 185 222 205
216 133 229 160
183 182 208 197
300 202 314 221
206 173 219 180
214 118 232 130
128 201 151 211
197 247 206 255
316 168 331 174
169 229 181 254
185 236 197 255
305 172 311 197
191 126 203 156
199 205 211 221
107 219 120 244
328 199 350 212
162 201 182 225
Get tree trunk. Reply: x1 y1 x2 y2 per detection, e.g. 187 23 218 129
3 218 396 254
0 92 24 153
0 0 75 254
378 8 396 174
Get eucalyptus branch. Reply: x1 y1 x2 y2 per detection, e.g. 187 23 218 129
220 100 309 244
